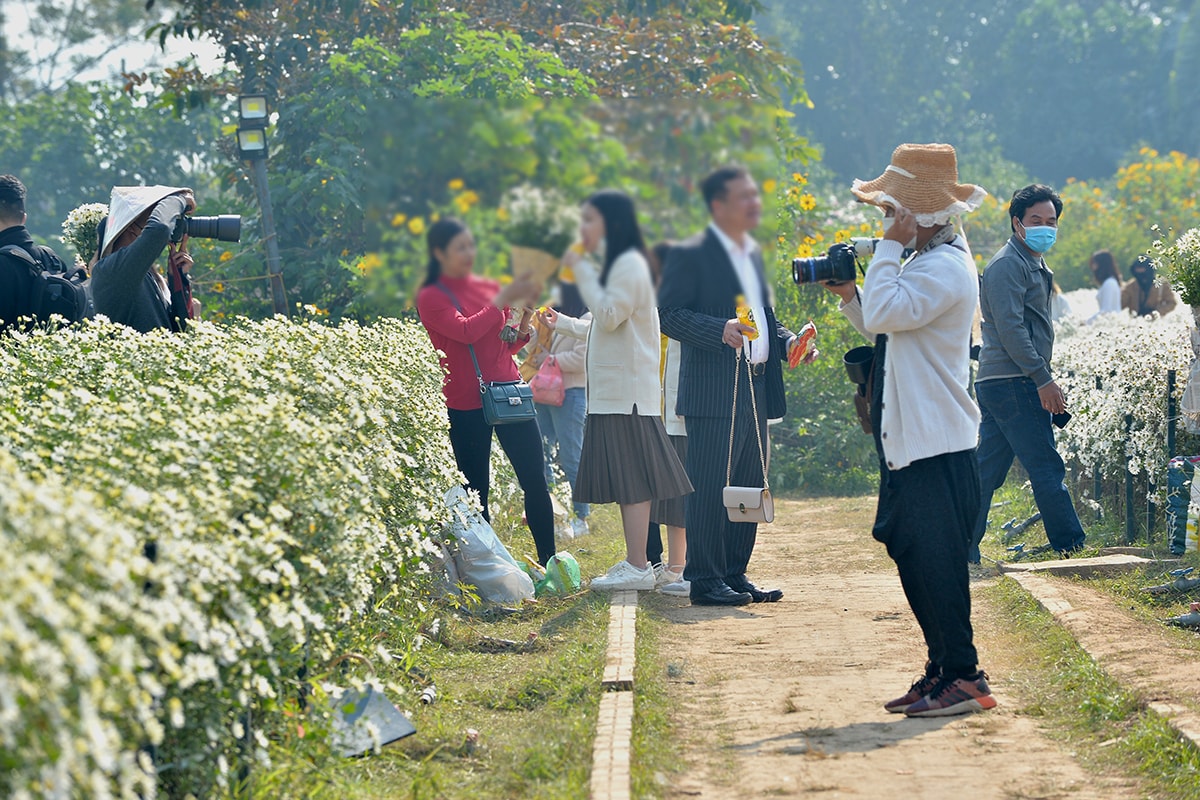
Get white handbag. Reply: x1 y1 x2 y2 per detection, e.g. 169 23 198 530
723 350 774 524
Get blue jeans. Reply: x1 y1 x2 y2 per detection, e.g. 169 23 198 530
535 387 588 518
971 377 1085 561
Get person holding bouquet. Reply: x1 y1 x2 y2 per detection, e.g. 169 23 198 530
416 217 557 566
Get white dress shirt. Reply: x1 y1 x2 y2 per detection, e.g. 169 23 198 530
709 222 768 363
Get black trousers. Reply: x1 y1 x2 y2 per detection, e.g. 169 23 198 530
682 378 769 589
447 408 556 566
873 448 981 678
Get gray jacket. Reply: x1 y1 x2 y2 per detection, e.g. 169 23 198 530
976 236 1055 387
91 196 187 333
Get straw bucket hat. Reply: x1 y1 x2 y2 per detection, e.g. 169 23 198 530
851 143 986 226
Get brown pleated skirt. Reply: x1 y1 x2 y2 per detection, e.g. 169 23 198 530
650 434 689 527
574 412 693 506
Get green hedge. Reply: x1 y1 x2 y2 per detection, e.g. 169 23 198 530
0 317 458 798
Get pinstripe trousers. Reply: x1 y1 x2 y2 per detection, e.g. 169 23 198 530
682 375 770 589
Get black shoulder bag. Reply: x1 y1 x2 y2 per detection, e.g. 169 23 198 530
434 283 537 426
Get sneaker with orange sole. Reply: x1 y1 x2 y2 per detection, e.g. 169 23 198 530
904 671 997 717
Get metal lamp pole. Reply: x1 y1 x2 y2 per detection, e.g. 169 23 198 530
237 94 288 317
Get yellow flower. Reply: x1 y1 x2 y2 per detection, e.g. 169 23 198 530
391 213 408 227
497 207 510 221
219 250 234 263
799 194 816 211
453 190 479 214
358 253 383 275
448 178 465 191
792 172 807 185
761 178 777 194
408 217 426 235
213 282 225 293
796 243 813 258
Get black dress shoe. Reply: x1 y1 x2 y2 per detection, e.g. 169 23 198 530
726 576 783 603
690 583 752 606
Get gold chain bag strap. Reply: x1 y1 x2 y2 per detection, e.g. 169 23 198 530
722 349 773 523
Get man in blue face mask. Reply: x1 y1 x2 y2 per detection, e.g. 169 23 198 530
972 184 1086 566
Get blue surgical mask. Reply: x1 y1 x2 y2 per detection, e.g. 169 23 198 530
1020 222 1057 253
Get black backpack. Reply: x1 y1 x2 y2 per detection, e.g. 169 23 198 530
0 244 93 325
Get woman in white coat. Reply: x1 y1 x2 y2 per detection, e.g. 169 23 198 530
539 190 693 591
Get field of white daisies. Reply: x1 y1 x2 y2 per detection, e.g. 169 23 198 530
1053 293 1196 487
0 317 461 799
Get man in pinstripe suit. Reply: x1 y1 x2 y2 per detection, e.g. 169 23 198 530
659 166 805 606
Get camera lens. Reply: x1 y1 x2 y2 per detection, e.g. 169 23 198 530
184 215 241 242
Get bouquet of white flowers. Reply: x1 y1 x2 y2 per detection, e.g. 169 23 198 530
1153 226 1200 307
502 184 579 282
61 202 108 268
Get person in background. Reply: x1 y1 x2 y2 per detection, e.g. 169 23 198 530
520 279 591 538
824 142 994 717
1049 279 1072 322
91 185 195 333
415 217 557 567
1090 249 1122 317
647 240 689 596
0 174 69 331
973 184 1086 563
539 190 693 592
1121 254 1177 317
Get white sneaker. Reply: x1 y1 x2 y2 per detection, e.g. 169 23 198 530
656 566 690 596
654 565 681 587
570 517 590 537
659 579 691 597
590 560 656 591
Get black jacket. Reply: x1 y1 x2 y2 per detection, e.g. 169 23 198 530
658 227 791 420
0 225 68 330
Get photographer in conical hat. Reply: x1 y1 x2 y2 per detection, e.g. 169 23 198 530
823 143 997 718
91 186 195 333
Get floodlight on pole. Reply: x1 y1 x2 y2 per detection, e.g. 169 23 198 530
235 92 288 317
237 128 267 161
238 94 269 128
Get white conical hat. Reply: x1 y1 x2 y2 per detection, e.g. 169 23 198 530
101 185 191 256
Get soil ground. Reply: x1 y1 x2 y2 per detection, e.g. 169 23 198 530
653 496 1193 800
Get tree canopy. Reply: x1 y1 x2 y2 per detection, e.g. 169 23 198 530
759 0 1199 186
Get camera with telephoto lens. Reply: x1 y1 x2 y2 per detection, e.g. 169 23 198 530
792 242 859 284
170 214 241 243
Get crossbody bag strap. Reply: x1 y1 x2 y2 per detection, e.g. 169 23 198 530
433 281 486 392
726 350 770 490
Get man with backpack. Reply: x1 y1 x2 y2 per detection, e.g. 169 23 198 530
0 173 88 331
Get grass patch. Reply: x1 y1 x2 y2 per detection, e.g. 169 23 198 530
979 577 1200 799
235 504 635 799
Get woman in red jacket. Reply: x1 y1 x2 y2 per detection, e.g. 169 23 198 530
416 217 556 566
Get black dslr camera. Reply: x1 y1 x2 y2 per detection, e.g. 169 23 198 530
793 237 912 285
171 214 241 243
792 241 860 285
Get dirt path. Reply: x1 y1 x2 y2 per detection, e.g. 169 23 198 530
657 496 1141 799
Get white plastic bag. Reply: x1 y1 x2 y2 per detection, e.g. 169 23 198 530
443 486 535 605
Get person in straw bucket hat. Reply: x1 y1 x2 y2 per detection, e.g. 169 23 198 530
824 143 997 718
